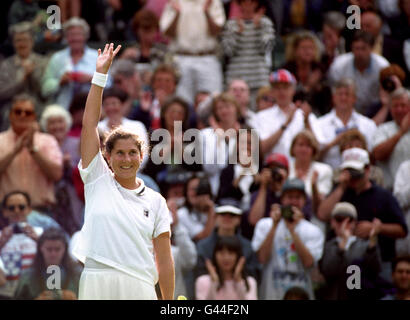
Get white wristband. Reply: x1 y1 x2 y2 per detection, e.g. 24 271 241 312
91 72 108 88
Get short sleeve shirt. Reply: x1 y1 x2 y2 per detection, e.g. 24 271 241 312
73 152 171 285
341 183 407 262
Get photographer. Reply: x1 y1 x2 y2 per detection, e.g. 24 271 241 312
0 191 42 299
367 64 406 126
243 153 289 240
317 148 407 282
251 178 324 300
243 152 314 240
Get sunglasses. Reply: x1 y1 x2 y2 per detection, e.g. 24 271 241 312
7 204 27 211
334 216 353 223
13 109 35 117
218 212 238 217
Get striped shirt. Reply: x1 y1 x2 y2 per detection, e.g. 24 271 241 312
0 229 41 297
222 17 275 90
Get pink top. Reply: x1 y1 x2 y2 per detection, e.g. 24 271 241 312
195 275 258 300
0 129 63 207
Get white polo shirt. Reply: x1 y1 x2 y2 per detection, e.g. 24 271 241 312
317 109 377 169
73 151 171 286
255 105 325 159
373 121 410 189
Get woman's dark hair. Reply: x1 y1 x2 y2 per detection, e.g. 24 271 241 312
104 127 145 156
212 236 249 292
160 95 190 131
283 286 310 300
2 190 31 209
103 87 129 103
31 228 76 291
183 173 205 211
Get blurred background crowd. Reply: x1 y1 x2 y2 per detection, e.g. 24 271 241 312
0 0 409 301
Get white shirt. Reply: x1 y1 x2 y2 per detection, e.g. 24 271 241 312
201 127 237 196
373 121 410 189
234 164 254 211
255 105 325 159
393 160 410 256
73 152 171 286
0 228 42 297
317 109 377 169
328 52 389 114
98 117 149 170
252 218 324 300
289 160 333 197
160 0 226 53
177 206 209 240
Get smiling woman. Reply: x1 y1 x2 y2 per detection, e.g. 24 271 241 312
72 43 175 300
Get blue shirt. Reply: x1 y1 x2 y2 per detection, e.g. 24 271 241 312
42 46 101 109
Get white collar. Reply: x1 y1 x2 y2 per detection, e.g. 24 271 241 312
114 177 146 196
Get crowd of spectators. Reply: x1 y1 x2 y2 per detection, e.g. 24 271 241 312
0 0 409 301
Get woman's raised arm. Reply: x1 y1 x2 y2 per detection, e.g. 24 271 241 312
81 43 121 168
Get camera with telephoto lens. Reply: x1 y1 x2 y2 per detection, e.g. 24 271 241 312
381 76 396 93
271 167 284 182
281 205 294 221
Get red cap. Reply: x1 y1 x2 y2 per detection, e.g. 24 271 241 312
265 153 289 170
269 69 297 85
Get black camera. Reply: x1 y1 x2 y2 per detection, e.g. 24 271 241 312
381 76 396 93
347 168 364 180
271 167 284 182
281 205 294 221
12 222 27 234
196 177 212 196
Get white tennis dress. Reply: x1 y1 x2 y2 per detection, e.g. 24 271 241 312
73 151 171 300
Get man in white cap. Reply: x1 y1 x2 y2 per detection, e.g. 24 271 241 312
319 202 382 299
195 203 260 282
318 148 407 281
